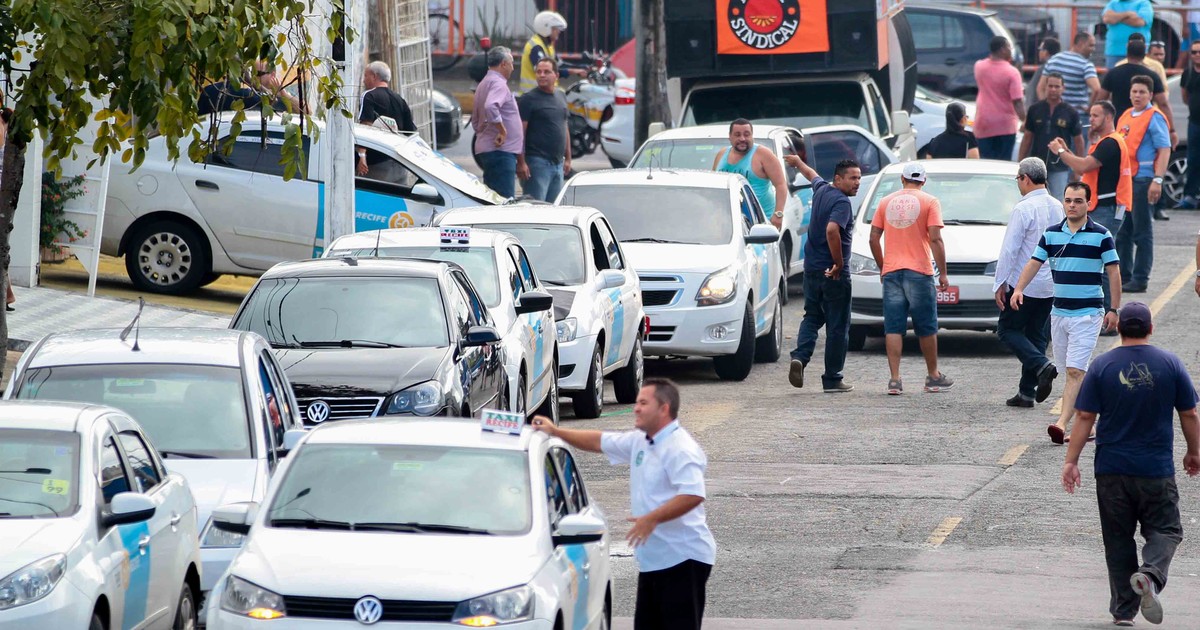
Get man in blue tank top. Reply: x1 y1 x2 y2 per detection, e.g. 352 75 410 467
711 118 788 230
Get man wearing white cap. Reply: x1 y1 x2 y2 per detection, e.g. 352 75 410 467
868 162 954 394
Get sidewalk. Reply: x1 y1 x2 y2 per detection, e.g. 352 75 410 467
5 284 230 351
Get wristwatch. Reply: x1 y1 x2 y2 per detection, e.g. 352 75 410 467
773 211 784 219
1108 308 1119 315
1056 148 1066 155
1153 176 1164 185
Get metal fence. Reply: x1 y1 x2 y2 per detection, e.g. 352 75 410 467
373 0 436 144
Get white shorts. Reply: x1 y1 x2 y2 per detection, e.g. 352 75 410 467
1051 313 1103 372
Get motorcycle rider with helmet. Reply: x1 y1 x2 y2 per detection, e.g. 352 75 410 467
520 11 587 94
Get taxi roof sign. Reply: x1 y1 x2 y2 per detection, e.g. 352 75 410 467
440 226 471 247
481 408 523 436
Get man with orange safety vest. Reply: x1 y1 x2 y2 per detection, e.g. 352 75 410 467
1111 75 1171 294
1049 99 1132 319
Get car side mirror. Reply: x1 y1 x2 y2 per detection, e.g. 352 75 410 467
552 512 606 546
281 429 308 455
746 224 780 245
514 290 554 315
891 110 912 133
464 325 502 346
790 172 812 192
212 501 260 536
595 269 625 290
102 492 156 528
410 183 441 203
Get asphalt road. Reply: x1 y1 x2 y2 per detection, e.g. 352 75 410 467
570 212 1200 628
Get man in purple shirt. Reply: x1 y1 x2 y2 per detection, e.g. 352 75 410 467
472 46 525 198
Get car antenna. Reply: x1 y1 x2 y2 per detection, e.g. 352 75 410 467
646 153 654 180
371 228 383 258
119 297 145 351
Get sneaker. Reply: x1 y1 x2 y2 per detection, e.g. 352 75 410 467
1047 423 1065 445
823 382 854 393
1113 619 1135 627
924 372 954 392
1130 572 1163 624
1006 394 1034 408
1153 208 1170 221
887 379 903 395
1035 363 1058 403
789 359 805 388
1122 282 1148 294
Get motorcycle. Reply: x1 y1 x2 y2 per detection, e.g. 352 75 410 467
562 51 624 158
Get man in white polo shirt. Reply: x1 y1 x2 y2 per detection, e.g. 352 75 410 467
532 377 716 630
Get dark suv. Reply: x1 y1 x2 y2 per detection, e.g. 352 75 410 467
906 4 1023 99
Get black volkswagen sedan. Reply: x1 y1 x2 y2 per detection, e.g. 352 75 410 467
230 257 507 424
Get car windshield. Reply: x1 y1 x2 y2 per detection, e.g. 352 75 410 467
560 185 733 246
267 444 531 535
328 247 500 306
630 137 772 170
861 173 1020 225
0 429 80 518
683 83 870 131
234 276 451 348
465 224 585 286
16 365 251 459
399 136 507 205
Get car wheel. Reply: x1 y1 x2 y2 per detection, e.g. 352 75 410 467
713 301 756 381
199 272 222 287
533 359 560 423
513 375 527 417
849 324 868 352
755 298 783 363
172 582 197 630
571 345 604 419
125 220 209 295
611 335 643 404
1164 148 1187 208
89 612 104 630
779 243 792 305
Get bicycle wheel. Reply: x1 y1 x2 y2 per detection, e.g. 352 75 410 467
428 13 459 71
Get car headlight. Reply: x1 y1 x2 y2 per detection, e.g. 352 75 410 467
556 318 579 343
983 261 997 277
847 253 879 276
201 517 247 549
0 554 66 611
452 585 534 626
385 381 444 416
220 575 286 620
695 266 738 306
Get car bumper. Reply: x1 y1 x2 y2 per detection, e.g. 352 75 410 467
435 110 462 148
557 333 598 392
600 105 634 165
0 577 92 627
209 611 554 629
849 273 1000 330
644 299 745 357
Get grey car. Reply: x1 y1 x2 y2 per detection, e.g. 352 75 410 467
3 326 303 606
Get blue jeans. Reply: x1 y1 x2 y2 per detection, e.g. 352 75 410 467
523 155 564 202
791 270 851 388
1117 177 1154 286
882 269 938 336
477 150 518 198
996 290 1052 399
1185 120 1200 200
977 134 1016 161
1093 202 1125 311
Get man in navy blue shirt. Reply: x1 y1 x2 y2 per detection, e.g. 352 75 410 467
782 156 861 393
1063 302 1200 626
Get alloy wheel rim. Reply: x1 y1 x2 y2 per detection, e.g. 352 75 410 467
593 351 604 409
137 231 193 286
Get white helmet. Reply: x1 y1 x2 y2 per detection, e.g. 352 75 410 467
533 11 567 38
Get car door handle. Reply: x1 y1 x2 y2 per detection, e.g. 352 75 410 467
195 179 220 191
137 535 150 551
581 562 591 571
170 513 182 527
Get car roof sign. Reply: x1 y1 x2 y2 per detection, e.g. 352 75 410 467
480 408 523 436
440 226 471 250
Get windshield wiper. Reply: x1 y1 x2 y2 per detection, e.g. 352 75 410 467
158 450 217 460
622 238 702 245
299 340 407 349
270 517 354 530
376 522 495 535
942 219 1005 226
269 341 302 349
0 468 50 474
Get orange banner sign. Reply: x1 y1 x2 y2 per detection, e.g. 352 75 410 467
717 0 830 55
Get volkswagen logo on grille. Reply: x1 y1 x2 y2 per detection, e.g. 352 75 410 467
306 400 331 424
354 596 383 624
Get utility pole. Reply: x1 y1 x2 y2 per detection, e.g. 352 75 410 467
634 0 670 148
325 2 358 245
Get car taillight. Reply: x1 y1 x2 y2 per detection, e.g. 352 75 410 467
614 88 635 106
643 316 651 337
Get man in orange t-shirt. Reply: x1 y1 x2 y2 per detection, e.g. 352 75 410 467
869 163 954 395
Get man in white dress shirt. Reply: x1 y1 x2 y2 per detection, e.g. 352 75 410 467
994 158 1066 408
532 378 716 630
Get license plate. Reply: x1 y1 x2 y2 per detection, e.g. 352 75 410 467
936 286 960 305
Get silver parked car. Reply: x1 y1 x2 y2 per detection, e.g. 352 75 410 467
3 327 303 607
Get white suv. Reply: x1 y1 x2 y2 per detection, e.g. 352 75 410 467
558 169 783 381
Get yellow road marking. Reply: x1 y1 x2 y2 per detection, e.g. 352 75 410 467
998 444 1028 466
926 517 962 547
1047 261 1195 416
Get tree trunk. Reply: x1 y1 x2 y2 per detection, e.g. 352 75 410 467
634 0 669 148
0 136 29 379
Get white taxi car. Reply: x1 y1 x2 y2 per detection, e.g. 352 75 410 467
558 170 783 381
205 418 612 629
433 204 645 419
5 327 303 606
846 160 1020 350
0 401 201 629
325 227 559 421
103 112 506 295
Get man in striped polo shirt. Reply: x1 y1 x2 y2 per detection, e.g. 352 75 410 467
1011 181 1122 444
1040 33 1101 124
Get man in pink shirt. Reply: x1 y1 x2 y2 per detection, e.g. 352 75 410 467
472 46 525 198
974 36 1027 160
